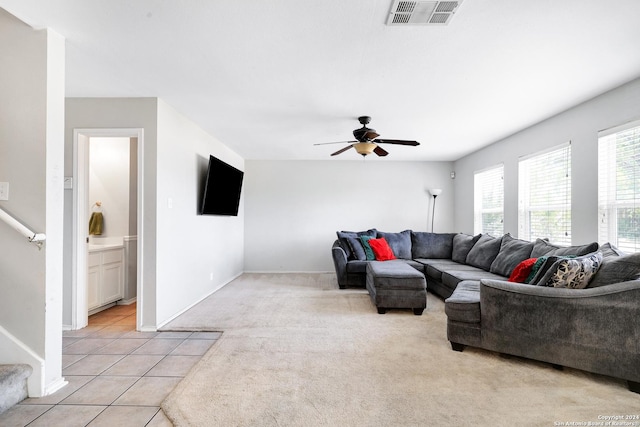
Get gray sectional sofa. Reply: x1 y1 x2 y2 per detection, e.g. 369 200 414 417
331 229 640 392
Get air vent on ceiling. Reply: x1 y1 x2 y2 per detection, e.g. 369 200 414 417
386 0 463 26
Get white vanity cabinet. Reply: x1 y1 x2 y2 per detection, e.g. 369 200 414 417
88 246 124 311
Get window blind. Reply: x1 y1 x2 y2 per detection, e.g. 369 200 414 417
598 120 640 253
518 143 571 244
474 164 504 235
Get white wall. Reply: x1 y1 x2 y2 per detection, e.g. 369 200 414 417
89 137 131 238
454 77 640 243
0 8 65 396
244 160 454 272
155 100 244 326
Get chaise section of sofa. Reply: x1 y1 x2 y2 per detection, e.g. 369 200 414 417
446 278 640 392
445 243 640 393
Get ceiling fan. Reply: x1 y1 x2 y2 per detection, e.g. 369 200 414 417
315 116 420 157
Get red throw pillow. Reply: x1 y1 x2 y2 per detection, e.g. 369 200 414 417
368 237 396 261
508 258 538 283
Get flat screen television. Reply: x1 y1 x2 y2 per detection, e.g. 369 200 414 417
200 155 244 216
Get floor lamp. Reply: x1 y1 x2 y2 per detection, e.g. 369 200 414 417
429 189 442 232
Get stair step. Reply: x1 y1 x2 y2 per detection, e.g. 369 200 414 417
0 364 32 414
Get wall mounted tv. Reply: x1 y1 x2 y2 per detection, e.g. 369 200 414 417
200 155 244 216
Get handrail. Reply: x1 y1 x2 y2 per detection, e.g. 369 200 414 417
0 207 46 249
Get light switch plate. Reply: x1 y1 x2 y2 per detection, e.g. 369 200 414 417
0 182 8 200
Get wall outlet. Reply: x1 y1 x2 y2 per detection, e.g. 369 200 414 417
0 182 9 200
210 273 214 281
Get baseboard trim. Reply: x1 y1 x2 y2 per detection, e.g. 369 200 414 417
44 377 68 396
156 272 243 330
243 270 334 274
117 297 137 306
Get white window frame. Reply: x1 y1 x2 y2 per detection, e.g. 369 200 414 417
518 142 571 244
598 119 640 253
474 164 504 235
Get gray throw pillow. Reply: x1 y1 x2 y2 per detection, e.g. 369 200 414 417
526 256 560 284
533 252 603 289
588 245 640 288
336 229 377 260
377 230 412 260
451 233 481 264
465 234 503 271
411 232 456 259
598 242 625 258
530 238 599 258
489 233 534 277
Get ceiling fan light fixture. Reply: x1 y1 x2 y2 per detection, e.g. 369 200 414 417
354 142 377 156
315 116 419 157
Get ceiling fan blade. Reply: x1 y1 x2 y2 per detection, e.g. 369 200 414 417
330 145 354 156
314 141 357 146
374 146 389 157
374 139 420 146
364 131 380 140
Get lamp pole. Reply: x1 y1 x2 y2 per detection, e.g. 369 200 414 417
429 189 442 232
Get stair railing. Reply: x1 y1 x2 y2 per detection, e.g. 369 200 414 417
0 207 46 249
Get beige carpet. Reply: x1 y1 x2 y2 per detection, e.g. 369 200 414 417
161 273 639 426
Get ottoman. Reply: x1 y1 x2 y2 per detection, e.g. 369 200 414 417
366 261 427 315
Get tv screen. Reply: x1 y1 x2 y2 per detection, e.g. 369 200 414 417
200 155 244 216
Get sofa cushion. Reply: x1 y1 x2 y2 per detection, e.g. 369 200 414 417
404 259 426 273
533 252 603 289
530 238 599 258
369 237 397 261
346 261 369 274
416 259 477 282
377 230 412 259
359 235 375 261
465 234 503 271
337 229 377 260
452 233 481 263
508 258 537 283
490 234 534 277
445 281 481 324
442 269 505 289
411 232 456 259
588 246 640 288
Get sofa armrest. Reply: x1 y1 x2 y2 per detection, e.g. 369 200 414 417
479 278 640 353
332 240 349 288
481 278 640 298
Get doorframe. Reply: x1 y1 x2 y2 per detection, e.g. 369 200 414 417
71 128 144 330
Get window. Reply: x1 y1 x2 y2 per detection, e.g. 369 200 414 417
598 120 640 253
518 143 571 244
474 165 504 235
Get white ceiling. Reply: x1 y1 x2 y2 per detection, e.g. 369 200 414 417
3 0 640 161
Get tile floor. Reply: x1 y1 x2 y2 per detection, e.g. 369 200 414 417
0 304 221 427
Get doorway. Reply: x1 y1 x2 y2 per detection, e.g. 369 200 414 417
72 128 144 331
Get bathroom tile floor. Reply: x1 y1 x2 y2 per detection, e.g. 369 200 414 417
0 304 221 427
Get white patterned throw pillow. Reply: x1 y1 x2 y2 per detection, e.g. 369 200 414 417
535 252 603 289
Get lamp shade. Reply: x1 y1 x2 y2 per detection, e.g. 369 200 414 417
429 188 442 197
354 142 377 156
